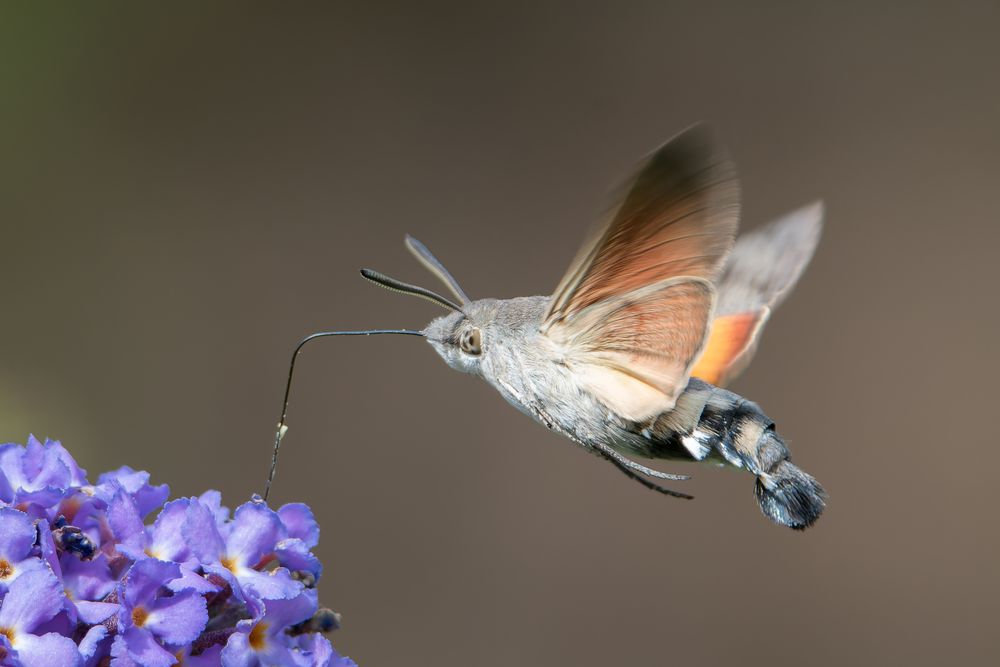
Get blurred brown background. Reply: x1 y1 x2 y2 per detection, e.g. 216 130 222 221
1 2 997 665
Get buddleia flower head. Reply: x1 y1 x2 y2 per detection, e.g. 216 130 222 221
0 435 356 667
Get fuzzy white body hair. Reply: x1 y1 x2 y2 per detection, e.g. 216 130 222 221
424 296 635 452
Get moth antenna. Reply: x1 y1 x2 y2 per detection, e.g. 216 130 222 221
263 328 423 501
360 268 464 313
404 234 471 305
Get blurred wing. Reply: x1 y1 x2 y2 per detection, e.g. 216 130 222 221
691 202 823 385
542 124 740 327
689 310 769 385
549 278 715 421
540 125 739 421
715 201 823 315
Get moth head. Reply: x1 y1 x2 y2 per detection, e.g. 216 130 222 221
361 235 489 375
422 302 496 375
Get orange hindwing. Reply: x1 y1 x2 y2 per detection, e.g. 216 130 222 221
690 310 768 386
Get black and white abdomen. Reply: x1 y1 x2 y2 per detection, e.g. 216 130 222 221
636 379 773 468
632 378 827 529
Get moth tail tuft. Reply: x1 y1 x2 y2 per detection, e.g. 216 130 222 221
755 460 827 530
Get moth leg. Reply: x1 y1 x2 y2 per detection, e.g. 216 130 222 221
597 447 694 500
521 392 691 490
590 441 690 481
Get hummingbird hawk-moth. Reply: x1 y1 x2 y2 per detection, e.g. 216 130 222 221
266 125 827 529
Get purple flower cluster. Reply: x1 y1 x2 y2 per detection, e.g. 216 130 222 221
0 436 355 667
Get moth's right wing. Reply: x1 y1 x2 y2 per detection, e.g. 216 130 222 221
547 277 716 422
541 125 740 421
543 125 739 324
691 202 823 385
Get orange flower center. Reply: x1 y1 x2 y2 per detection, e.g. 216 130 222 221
132 606 149 627
0 560 12 580
0 627 15 644
220 556 238 573
249 622 269 651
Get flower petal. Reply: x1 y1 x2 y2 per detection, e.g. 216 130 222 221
22 436 72 492
236 567 303 602
12 632 81 667
107 486 146 556
121 559 181 611
43 440 88 487
0 635 21 667
202 563 245 604
62 553 116 601
118 626 176 667
147 499 192 562
225 503 285 568
166 563 220 595
96 467 169 520
183 501 226 565
254 635 306 667
30 606 74 638
0 441 67 505
0 458 14 504
36 519 62 578
20 436 45 477
109 634 138 667
197 490 230 525
295 634 358 667
0 555 49 596
79 624 109 663
0 444 28 490
145 591 208 645
261 589 317 631
0 567 65 634
182 644 223 667
275 539 322 584
277 504 319 548
220 630 255 667
75 601 119 625
0 508 36 562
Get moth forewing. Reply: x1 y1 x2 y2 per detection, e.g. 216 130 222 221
544 124 739 327
544 276 716 422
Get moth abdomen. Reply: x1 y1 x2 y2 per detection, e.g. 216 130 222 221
754 458 826 530
637 379 827 529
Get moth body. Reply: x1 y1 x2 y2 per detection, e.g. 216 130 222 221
425 295 612 445
632 378 824 528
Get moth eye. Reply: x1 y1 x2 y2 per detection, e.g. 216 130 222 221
460 327 482 356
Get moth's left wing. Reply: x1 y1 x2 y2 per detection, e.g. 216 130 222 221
691 202 823 385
